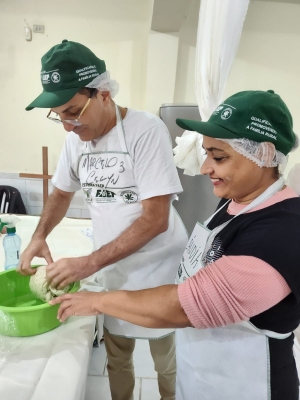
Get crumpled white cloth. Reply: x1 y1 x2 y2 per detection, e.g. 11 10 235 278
0 315 95 400
29 266 71 302
173 130 206 176
287 163 300 196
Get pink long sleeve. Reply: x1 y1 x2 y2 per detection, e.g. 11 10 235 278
178 255 291 329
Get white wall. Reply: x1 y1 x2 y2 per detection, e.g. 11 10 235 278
1 0 299 179
144 31 179 115
174 0 300 176
224 1 300 174
173 0 199 104
0 0 153 174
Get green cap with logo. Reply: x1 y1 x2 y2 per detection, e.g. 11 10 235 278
176 90 296 155
26 40 106 111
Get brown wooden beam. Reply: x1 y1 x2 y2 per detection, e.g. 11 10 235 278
19 173 52 179
19 146 53 209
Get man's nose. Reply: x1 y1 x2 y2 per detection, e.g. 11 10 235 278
62 121 75 132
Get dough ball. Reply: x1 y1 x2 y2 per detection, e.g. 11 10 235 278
29 266 71 302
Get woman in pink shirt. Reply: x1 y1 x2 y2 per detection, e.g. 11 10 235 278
51 90 300 400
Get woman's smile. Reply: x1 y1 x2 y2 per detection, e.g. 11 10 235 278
210 177 224 186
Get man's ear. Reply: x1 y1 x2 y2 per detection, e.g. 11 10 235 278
100 91 111 103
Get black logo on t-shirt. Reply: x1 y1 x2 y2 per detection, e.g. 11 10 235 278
203 237 224 265
95 189 116 203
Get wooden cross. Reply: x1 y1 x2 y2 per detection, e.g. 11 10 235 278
19 147 52 207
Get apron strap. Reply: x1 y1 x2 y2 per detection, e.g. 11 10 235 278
202 177 286 259
204 177 285 228
241 320 292 340
261 329 292 340
115 105 133 166
204 200 230 226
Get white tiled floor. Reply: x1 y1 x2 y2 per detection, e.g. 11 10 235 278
85 339 161 400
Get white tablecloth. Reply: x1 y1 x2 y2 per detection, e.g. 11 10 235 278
0 215 97 400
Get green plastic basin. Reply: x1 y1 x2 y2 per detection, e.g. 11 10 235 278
0 268 79 337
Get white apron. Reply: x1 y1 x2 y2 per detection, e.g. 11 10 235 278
176 178 293 400
79 105 188 338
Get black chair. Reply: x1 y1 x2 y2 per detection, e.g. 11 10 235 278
0 186 27 214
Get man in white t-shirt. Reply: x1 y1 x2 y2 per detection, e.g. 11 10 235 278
19 40 188 400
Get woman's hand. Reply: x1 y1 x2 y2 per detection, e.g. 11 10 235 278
49 292 104 322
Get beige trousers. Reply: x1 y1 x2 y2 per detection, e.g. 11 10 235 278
103 327 176 400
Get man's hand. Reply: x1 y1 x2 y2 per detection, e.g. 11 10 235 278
17 238 53 276
46 256 97 289
49 292 103 322
17 188 75 276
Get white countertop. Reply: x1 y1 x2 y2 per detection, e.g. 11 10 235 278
0 215 97 400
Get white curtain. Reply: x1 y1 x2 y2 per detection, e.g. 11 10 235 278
195 0 249 121
173 0 250 175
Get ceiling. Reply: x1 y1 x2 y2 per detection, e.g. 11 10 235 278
150 0 300 33
151 0 192 32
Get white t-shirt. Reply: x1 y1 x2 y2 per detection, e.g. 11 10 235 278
52 109 183 201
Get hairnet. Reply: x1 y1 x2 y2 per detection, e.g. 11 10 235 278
173 132 299 175
218 135 299 173
85 71 119 98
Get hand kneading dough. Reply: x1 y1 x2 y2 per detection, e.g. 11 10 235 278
29 265 71 302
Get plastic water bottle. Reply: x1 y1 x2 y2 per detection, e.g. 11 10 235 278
3 226 22 270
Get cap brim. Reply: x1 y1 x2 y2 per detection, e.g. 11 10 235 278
176 118 239 140
25 87 80 111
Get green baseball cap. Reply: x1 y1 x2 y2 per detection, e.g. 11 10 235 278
26 39 106 111
176 90 296 155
